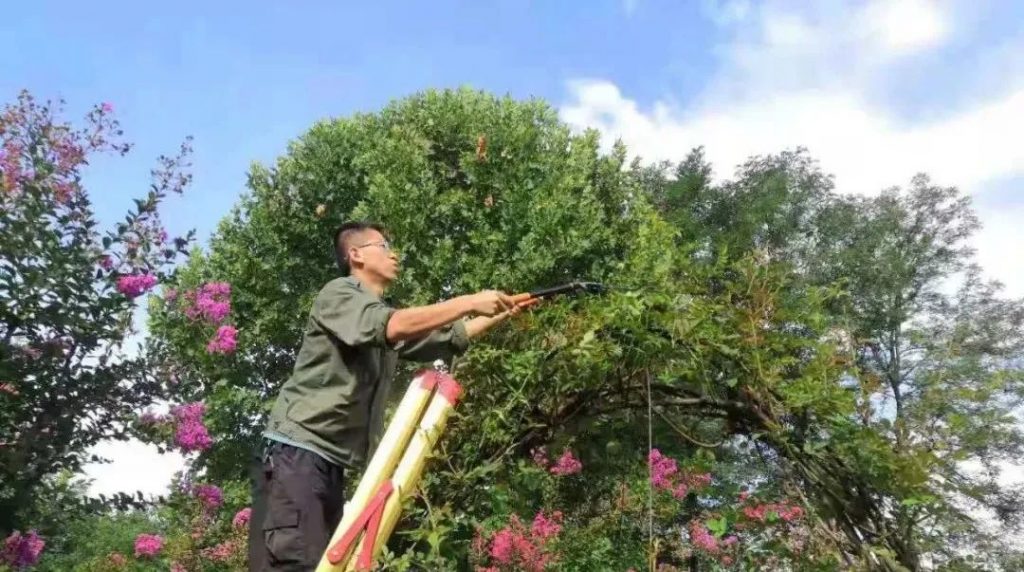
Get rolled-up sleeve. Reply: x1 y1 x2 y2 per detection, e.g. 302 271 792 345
394 319 470 362
314 282 396 347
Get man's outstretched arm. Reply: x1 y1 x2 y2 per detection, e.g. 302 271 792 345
463 298 538 339
385 290 515 343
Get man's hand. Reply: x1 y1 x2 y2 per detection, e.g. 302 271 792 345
464 298 540 339
466 290 516 316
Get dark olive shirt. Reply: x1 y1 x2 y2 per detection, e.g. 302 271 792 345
263 276 469 469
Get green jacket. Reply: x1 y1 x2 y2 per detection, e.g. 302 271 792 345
263 276 470 469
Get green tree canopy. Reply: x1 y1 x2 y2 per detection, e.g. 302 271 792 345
137 88 1024 571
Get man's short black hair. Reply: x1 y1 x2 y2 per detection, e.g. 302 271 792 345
334 221 387 274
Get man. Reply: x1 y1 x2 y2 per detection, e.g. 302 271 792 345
249 221 523 571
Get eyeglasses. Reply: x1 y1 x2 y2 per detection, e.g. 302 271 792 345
355 240 392 252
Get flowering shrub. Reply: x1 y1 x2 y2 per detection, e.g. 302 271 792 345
134 401 213 455
192 484 224 512
171 402 214 453
183 282 232 324
206 325 238 355
9 88 1014 572
133 533 163 558
116 273 159 298
547 449 583 477
648 449 713 500
158 280 240 358
1 531 44 570
471 511 564 572
0 88 194 536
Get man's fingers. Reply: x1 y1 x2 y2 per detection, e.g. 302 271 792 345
498 292 515 310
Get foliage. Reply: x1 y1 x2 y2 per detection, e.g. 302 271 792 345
0 91 195 536
147 88 890 569
4 86 1022 571
15 475 251 571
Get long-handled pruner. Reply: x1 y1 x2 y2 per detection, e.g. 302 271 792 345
510 281 606 309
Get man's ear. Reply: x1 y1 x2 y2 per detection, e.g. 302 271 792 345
347 245 362 268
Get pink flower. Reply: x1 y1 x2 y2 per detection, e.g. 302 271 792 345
0 383 18 396
175 420 212 452
116 273 158 298
781 505 804 522
133 533 163 558
721 556 734 566
671 483 689 500
648 450 711 499
99 255 114 270
531 511 563 540
193 484 223 510
2 530 45 569
206 325 238 354
100 102 114 113
688 521 719 554
549 449 582 476
164 287 178 302
481 513 557 572
170 561 187 572
723 535 738 546
233 507 252 528
741 501 804 523
1 142 24 191
201 540 237 562
489 527 515 565
648 449 678 489
171 402 205 423
738 491 749 502
184 282 232 324
742 504 766 521
171 402 212 452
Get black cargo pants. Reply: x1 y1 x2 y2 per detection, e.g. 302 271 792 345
248 440 346 571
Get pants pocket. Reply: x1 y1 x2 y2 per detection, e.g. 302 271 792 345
263 506 304 567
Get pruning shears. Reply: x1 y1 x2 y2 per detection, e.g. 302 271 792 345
510 281 606 307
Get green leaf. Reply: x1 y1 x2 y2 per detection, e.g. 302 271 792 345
706 517 727 537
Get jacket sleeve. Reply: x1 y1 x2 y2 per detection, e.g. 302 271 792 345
313 281 396 347
393 320 470 362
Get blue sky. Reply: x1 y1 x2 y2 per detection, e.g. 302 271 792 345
4 0 1023 495
2 0 721 245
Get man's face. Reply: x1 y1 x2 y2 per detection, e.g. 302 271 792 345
348 229 399 282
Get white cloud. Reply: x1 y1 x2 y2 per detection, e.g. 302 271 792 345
562 81 1024 198
83 438 185 498
971 203 1024 299
622 0 639 17
82 305 189 497
861 0 949 53
559 0 1024 298
695 0 953 99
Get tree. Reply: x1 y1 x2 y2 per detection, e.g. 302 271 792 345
642 151 1024 569
812 177 1024 568
0 91 194 536
142 88 1023 570
145 89 864 570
